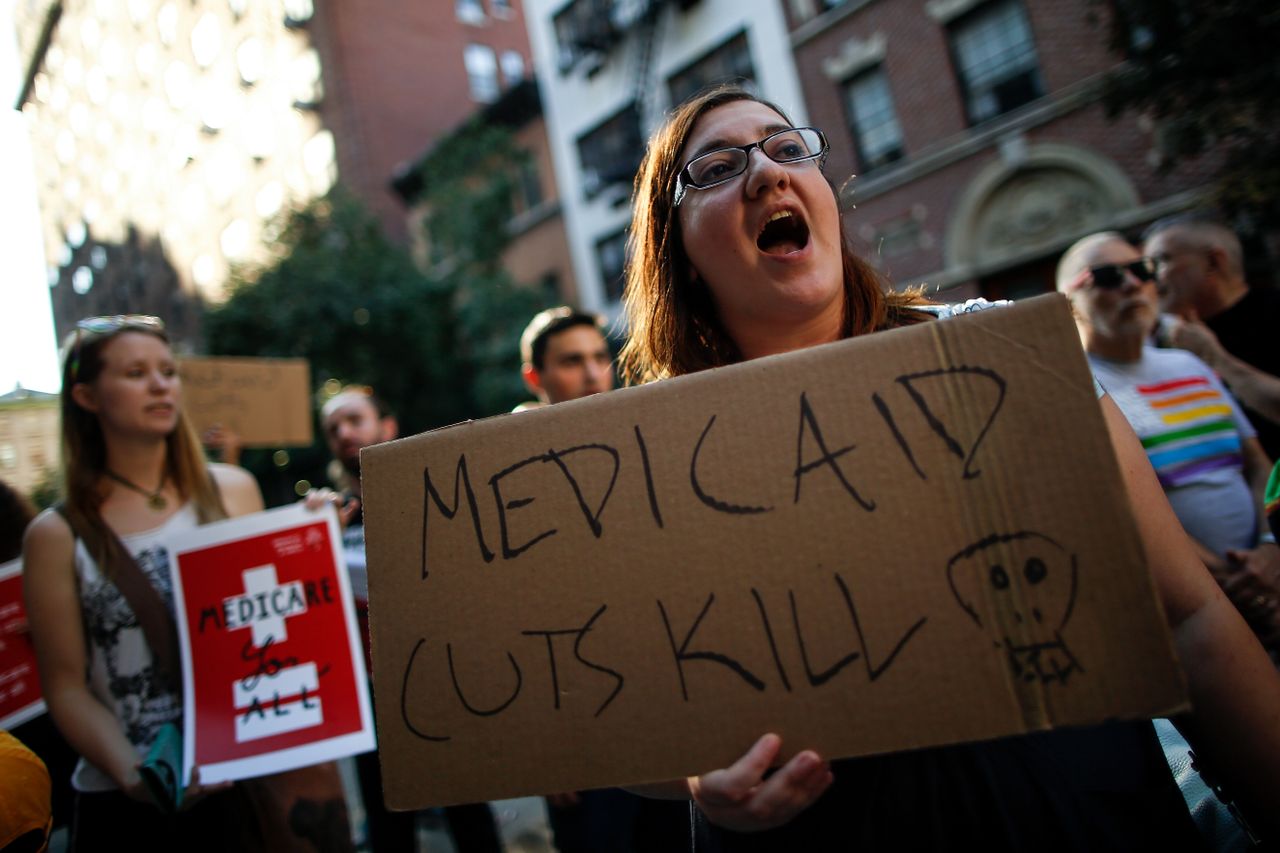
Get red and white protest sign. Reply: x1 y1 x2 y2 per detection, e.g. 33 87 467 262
169 504 374 784
0 558 46 730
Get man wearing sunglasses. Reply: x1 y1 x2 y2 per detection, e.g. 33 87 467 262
1144 215 1280 460
1057 232 1278 639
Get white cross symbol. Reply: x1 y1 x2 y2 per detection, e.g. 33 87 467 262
223 564 307 647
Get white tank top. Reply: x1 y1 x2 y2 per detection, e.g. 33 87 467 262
70 503 198 792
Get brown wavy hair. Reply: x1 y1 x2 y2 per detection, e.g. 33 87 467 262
59 320 226 576
618 85 934 384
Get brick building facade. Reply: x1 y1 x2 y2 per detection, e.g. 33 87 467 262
786 0 1222 299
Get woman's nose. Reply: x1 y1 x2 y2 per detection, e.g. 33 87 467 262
744 148 788 199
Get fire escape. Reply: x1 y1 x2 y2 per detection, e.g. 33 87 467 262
558 0 701 198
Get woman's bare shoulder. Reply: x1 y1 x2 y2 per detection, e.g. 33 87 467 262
23 508 76 568
209 463 264 516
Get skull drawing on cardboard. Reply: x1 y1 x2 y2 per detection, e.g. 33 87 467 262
946 530 1082 684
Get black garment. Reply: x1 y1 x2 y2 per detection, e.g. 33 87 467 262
69 786 260 852
353 706 502 853
694 722 1206 853
1206 286 1280 460
547 788 691 853
11 714 78 829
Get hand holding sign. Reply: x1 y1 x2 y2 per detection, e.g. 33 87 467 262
688 734 833 833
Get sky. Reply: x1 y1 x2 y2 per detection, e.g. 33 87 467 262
1 0 61 395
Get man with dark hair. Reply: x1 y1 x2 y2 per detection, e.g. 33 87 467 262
320 387 503 853
520 307 614 405
1145 214 1280 458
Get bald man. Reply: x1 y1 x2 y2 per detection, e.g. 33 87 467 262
1144 215 1280 457
1057 232 1278 623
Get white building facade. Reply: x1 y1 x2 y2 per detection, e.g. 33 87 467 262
525 0 808 313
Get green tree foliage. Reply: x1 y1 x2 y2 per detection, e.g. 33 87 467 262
204 189 467 435
203 124 557 501
1099 0 1280 230
29 465 61 510
414 122 548 415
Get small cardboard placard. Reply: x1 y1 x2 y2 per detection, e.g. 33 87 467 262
169 504 375 784
0 559 46 729
361 295 1188 809
180 357 314 448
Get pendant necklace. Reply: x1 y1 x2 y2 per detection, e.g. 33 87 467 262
105 469 168 510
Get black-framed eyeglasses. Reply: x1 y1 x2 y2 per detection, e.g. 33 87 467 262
674 127 829 206
69 315 166 382
1084 258 1157 290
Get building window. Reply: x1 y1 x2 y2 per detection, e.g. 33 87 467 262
554 0 617 74
667 32 755 108
843 68 904 172
577 104 644 198
513 157 543 216
596 229 629 303
500 50 526 85
283 0 314 27
457 0 485 25
464 44 500 103
949 0 1043 125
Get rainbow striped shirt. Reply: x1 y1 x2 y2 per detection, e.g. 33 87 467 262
1090 347 1256 554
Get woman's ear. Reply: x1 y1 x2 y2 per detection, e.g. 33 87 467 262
70 382 99 414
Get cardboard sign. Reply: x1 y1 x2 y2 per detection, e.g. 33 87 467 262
361 295 1188 809
0 559 45 729
180 357 314 447
169 504 375 784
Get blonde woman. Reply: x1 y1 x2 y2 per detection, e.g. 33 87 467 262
24 316 350 850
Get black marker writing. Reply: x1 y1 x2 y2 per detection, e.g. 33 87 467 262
690 415 774 515
896 367 1007 480
794 391 875 511
447 643 522 717
658 593 767 700
545 443 620 538
522 604 624 717
490 454 558 559
422 456 494 580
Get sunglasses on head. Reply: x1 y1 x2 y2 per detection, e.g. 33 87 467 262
70 315 166 382
1085 258 1156 290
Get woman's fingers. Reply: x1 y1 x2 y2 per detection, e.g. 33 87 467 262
692 733 781 806
690 735 832 832
180 765 233 811
302 487 341 512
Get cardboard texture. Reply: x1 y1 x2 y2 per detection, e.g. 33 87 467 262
179 357 313 447
361 294 1188 809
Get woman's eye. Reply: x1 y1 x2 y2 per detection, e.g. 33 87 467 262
693 158 734 183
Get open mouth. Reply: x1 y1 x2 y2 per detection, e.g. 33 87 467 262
757 210 810 256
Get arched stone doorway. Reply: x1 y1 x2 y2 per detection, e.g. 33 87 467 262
946 144 1140 299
